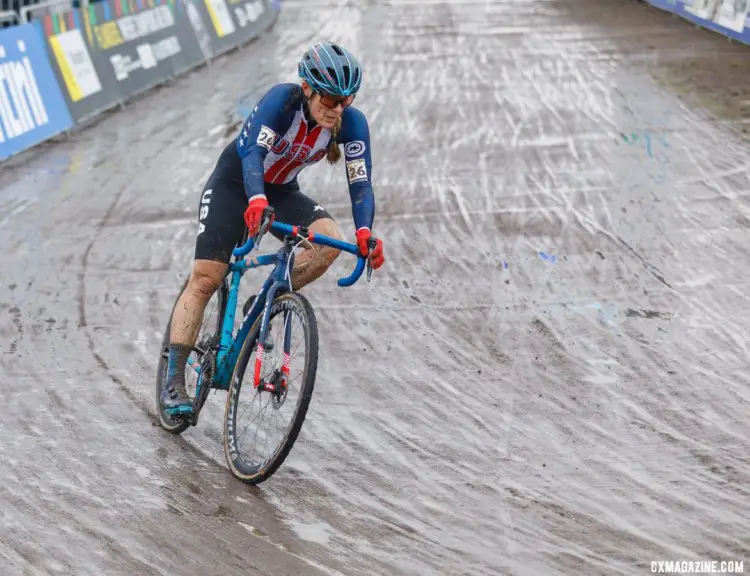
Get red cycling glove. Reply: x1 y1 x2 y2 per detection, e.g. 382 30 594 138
356 227 385 270
244 194 272 236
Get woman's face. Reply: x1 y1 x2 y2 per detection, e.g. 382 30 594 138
302 81 354 129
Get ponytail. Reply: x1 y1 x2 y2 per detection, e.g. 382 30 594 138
326 116 342 165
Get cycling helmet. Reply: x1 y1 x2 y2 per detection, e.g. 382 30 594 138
298 41 362 97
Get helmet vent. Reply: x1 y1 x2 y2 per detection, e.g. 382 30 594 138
299 42 362 97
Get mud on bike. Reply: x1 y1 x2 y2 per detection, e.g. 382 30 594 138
154 207 377 484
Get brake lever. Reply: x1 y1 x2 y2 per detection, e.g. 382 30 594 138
252 207 275 252
256 220 269 247
365 237 377 283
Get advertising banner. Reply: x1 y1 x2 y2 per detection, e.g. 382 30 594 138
184 0 215 60
647 0 750 44
37 0 209 122
0 22 74 160
86 0 207 95
196 0 275 57
36 11 119 123
0 0 278 161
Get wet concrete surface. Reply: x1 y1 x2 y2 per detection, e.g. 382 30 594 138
2 0 750 574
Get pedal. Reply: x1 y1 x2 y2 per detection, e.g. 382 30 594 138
165 405 194 416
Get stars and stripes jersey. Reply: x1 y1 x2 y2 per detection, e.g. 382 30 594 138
235 82 375 231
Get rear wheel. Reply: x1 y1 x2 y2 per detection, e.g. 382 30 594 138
155 276 226 433
223 291 318 484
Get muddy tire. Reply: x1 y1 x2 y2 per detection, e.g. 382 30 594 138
223 291 318 484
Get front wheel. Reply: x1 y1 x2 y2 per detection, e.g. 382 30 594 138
223 291 319 484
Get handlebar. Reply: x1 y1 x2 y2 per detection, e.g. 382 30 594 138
231 208 376 287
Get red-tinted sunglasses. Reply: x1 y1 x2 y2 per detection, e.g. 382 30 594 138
317 92 355 109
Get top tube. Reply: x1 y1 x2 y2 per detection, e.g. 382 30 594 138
231 220 368 287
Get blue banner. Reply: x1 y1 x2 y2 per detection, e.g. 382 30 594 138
647 0 750 45
0 22 73 161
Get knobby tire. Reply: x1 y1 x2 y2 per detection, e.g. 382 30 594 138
223 291 319 485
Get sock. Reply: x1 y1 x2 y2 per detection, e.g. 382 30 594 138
166 343 192 391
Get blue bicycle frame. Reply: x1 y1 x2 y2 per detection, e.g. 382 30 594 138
195 221 369 393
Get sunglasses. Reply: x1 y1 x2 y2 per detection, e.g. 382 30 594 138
317 92 355 109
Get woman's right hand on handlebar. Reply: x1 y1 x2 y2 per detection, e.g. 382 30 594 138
244 194 273 236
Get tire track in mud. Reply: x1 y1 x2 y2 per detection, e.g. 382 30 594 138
77 174 143 407
75 175 222 474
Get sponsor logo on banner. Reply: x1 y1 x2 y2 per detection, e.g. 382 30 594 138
228 0 264 28
85 4 184 81
186 0 213 59
48 29 101 101
712 0 750 32
204 0 236 37
0 22 73 160
38 7 126 121
110 35 182 80
649 0 750 43
683 0 722 19
194 0 273 56
91 4 176 50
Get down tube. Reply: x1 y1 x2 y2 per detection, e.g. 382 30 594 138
221 277 290 389
215 275 278 389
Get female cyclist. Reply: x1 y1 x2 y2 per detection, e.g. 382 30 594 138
161 41 385 412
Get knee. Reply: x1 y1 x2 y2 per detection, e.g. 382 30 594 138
311 219 342 255
295 243 340 277
187 264 223 302
311 219 343 269
290 219 345 290
318 245 341 269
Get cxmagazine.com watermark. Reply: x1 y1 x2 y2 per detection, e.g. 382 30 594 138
651 560 744 574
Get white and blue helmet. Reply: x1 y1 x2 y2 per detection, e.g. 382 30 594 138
298 41 362 97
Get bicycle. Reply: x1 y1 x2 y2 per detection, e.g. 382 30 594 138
154 207 377 484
